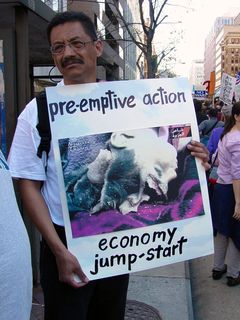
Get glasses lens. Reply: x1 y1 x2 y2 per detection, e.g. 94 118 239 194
50 40 94 54
70 40 85 49
51 44 65 54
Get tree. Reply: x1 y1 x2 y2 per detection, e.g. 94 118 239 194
100 0 181 78
56 0 183 78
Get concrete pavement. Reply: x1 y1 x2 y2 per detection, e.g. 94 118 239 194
190 254 240 320
31 254 240 320
31 261 193 320
127 262 193 320
128 254 240 320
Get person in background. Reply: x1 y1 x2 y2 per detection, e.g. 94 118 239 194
210 101 240 286
207 104 232 159
7 11 211 320
0 148 32 320
213 99 224 121
193 98 208 125
207 104 233 197
199 108 224 138
202 99 211 115
199 108 224 147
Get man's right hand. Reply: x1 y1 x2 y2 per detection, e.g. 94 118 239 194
18 179 89 288
55 247 89 288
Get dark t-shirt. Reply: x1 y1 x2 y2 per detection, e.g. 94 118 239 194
196 112 208 125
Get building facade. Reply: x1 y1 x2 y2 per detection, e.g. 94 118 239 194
215 23 240 89
189 59 204 91
204 16 234 82
122 0 142 80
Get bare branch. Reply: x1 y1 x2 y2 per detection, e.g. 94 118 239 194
68 0 180 78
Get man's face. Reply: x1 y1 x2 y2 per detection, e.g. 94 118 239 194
50 21 103 85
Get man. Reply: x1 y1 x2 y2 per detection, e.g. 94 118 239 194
199 108 224 138
8 11 210 320
0 148 32 320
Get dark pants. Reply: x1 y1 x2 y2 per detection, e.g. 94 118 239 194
211 183 240 250
40 224 129 320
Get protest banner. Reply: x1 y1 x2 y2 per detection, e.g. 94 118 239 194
46 77 213 280
234 71 240 102
219 72 235 105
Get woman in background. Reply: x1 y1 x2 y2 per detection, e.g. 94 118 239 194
207 104 232 159
211 102 240 286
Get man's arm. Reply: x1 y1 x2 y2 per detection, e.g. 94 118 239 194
18 179 89 287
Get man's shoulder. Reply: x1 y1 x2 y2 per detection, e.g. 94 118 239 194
198 119 207 128
18 97 38 124
216 120 224 127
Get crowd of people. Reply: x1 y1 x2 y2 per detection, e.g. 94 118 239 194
195 97 240 287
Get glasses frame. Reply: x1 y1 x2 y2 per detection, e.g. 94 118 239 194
50 39 97 55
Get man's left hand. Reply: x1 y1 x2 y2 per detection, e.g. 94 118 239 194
187 140 211 171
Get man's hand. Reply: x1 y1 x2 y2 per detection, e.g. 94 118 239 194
55 247 89 288
18 179 89 289
187 140 211 171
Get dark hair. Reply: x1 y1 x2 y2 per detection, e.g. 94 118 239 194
208 108 218 118
203 100 210 107
47 11 98 44
219 100 224 107
193 99 202 112
221 101 240 140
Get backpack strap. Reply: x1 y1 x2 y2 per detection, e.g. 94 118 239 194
36 90 51 161
203 120 219 136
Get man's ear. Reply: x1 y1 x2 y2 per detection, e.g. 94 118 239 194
95 39 103 57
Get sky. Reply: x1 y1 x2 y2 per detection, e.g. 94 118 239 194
156 0 240 77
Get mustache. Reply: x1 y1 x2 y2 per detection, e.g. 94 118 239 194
61 58 84 68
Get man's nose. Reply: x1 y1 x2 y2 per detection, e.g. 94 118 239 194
62 43 76 55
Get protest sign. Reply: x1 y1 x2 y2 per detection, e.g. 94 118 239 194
234 71 240 102
46 77 213 280
235 85 240 102
219 73 235 105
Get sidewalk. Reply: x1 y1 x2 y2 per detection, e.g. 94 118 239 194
31 255 240 320
127 262 193 320
31 285 44 320
190 254 240 320
31 261 193 320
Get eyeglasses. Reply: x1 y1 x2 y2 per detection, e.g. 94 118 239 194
50 39 97 55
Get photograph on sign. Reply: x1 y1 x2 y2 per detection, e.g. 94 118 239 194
59 124 204 239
